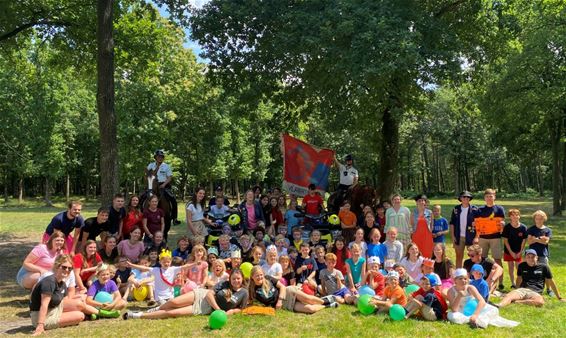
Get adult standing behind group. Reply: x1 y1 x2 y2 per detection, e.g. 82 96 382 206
385 194 411 250
107 194 126 240
17 232 67 290
473 188 505 290
410 194 434 259
121 195 143 240
43 201 84 255
450 191 477 268
79 207 110 249
143 195 165 246
186 187 212 240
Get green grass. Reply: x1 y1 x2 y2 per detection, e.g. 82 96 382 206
1 198 565 337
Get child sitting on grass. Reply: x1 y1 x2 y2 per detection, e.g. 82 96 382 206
294 242 318 295
206 259 229 289
320 253 354 304
130 255 156 306
113 256 133 300
470 264 490 301
405 274 447 321
172 236 191 261
363 256 385 297
182 245 208 293
280 254 296 286
345 243 366 293
370 271 407 313
86 264 127 316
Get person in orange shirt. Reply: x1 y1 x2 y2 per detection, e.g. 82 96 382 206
338 201 357 244
370 270 407 313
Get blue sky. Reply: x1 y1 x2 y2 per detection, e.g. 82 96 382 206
155 1 208 63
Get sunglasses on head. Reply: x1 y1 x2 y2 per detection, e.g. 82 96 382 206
60 265 73 271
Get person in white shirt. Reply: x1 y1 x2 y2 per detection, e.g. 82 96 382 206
449 191 478 268
334 154 359 210
145 150 180 225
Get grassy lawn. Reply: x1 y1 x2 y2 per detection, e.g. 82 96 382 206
1 197 565 337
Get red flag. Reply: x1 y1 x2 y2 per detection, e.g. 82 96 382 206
282 134 335 197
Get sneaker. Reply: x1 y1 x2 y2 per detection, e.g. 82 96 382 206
122 311 133 320
511 284 517 289
173 219 181 225
321 295 337 304
498 284 505 291
89 314 98 321
547 290 556 298
146 306 161 313
147 300 157 307
327 302 339 308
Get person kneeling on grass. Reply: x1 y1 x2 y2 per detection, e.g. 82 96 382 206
85 264 127 316
405 274 447 321
498 249 565 307
370 271 407 313
249 266 338 314
30 254 85 336
124 269 248 319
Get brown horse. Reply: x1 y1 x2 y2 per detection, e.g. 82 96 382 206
327 184 380 215
141 175 173 240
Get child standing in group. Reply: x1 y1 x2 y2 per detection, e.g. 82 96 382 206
182 245 208 293
349 228 368 258
527 210 551 266
370 271 407 312
432 205 449 244
130 255 156 306
502 209 527 288
284 199 302 234
238 234 253 262
345 243 366 293
339 201 357 244
250 246 265 266
384 227 404 263
320 253 354 304
331 236 351 276
366 229 387 267
309 230 327 250
363 256 385 297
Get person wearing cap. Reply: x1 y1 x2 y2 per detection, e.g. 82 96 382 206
446 268 487 327
498 249 565 307
225 250 242 273
405 274 448 321
410 194 434 258
450 191 478 269
146 150 180 225
370 271 407 312
469 264 490 301
363 256 385 297
333 154 359 209
472 188 505 290
463 244 503 295
209 185 230 208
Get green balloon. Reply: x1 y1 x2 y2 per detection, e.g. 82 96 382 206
209 310 228 330
389 304 405 321
404 284 419 295
357 294 376 315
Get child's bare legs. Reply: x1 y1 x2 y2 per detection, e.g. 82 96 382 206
159 291 195 311
507 261 516 287
295 290 324 305
63 298 99 315
146 285 155 301
121 284 130 300
404 297 423 318
293 302 325 314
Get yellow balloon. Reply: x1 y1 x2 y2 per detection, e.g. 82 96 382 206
133 286 149 301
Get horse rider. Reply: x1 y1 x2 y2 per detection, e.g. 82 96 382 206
145 149 181 225
334 154 359 209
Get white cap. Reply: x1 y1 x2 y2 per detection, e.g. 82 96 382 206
387 271 400 280
453 268 468 279
368 256 381 265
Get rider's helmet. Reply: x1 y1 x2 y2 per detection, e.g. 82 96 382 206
154 149 165 158
344 154 353 162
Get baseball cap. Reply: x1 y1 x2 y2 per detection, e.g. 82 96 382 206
453 268 468 279
470 264 485 276
424 274 440 287
525 249 538 256
387 271 400 280
384 260 395 268
207 247 219 257
368 256 381 265
215 185 223 191
231 250 241 258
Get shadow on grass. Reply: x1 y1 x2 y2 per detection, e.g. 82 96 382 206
2 325 34 335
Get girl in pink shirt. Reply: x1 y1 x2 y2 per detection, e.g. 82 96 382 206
117 227 145 263
181 245 208 294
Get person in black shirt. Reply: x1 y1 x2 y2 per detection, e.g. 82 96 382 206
463 244 503 295
498 249 565 307
30 254 85 335
79 207 110 249
109 193 126 239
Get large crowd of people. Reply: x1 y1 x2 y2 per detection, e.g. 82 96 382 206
18 151 565 335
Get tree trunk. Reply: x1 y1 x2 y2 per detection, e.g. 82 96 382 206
550 118 562 215
18 177 24 204
4 173 8 203
44 177 53 207
65 173 70 202
235 178 241 204
561 126 566 212
97 0 118 206
377 105 400 201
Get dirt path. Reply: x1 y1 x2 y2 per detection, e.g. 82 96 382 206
0 233 41 334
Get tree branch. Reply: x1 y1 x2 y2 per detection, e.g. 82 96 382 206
0 19 73 41
434 0 468 18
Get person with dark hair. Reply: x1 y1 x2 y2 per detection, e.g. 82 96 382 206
238 190 266 234
79 207 110 249
186 187 212 239
146 149 180 225
42 201 85 255
450 191 477 268
122 195 143 240
108 193 126 240
209 185 230 207
17 231 67 290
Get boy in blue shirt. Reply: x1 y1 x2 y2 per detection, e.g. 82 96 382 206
432 205 449 243
470 264 489 301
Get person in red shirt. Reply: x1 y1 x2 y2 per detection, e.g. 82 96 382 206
405 274 448 320
302 184 324 216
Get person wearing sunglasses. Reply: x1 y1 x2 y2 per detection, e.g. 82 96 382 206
30 254 85 335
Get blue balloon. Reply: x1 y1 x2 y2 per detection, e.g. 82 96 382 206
358 285 376 297
463 298 478 316
94 291 113 304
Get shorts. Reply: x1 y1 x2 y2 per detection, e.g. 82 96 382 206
513 288 541 300
478 237 502 260
282 286 299 311
189 220 208 238
30 302 63 330
333 287 352 298
420 305 438 321
192 288 213 315
16 267 29 288
503 253 522 262
453 237 467 252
